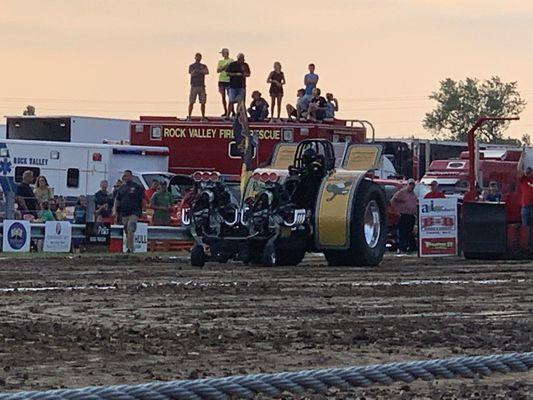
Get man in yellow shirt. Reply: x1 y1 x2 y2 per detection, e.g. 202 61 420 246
217 48 233 118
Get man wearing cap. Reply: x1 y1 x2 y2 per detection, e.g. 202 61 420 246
424 180 445 199
225 53 251 118
217 48 233 117
188 52 209 121
391 179 418 253
517 149 533 226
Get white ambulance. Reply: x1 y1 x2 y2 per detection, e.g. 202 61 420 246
0 139 172 199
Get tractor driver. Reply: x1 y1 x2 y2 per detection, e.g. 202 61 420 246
517 150 533 226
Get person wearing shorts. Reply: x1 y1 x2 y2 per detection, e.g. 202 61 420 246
267 61 285 120
113 170 145 253
188 52 209 120
225 53 251 118
217 48 233 117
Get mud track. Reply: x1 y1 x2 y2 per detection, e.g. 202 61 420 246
0 254 532 399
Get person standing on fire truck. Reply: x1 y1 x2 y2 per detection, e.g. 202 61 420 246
188 53 209 121
226 53 251 118
517 149 533 226
217 48 233 117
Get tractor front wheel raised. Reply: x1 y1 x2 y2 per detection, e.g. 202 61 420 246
324 180 387 267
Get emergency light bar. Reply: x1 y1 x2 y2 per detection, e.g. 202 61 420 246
112 148 170 156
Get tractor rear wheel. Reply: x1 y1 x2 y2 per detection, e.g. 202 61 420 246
324 180 387 267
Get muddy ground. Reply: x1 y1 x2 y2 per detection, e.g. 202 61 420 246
0 254 532 399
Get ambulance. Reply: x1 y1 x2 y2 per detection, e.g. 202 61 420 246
0 139 171 199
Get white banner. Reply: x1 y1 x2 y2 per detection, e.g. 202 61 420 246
43 221 72 252
418 198 458 257
2 220 31 252
122 222 148 253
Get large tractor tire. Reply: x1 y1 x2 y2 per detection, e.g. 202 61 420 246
324 180 387 267
275 237 307 266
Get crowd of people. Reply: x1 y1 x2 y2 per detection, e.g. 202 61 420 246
187 49 339 122
12 169 175 253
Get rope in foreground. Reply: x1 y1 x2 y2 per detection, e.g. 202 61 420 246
2 352 532 400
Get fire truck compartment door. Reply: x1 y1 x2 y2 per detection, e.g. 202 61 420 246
315 170 366 249
343 144 382 171
269 143 298 169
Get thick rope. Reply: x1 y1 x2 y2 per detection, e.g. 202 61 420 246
1 352 532 400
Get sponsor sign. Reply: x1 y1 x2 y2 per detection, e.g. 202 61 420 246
2 220 31 252
122 222 148 253
86 222 111 246
43 221 72 252
418 198 458 257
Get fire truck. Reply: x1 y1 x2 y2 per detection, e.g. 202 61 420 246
130 117 370 178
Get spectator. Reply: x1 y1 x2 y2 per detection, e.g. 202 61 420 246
113 170 145 253
424 180 446 199
304 63 319 95
95 180 113 221
483 181 502 202
37 201 55 222
217 48 233 117
286 89 310 120
188 52 209 121
226 53 251 118
391 179 418 253
74 195 87 224
145 180 160 203
267 61 285 120
308 88 328 121
15 170 39 217
150 181 172 226
248 90 269 122
55 196 68 221
325 93 339 119
517 151 533 226
33 175 53 206
112 179 123 200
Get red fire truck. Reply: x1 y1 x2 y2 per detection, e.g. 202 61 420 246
130 116 369 177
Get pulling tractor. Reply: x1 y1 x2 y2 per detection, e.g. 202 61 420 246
188 139 388 267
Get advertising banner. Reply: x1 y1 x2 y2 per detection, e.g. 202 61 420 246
2 220 31 252
418 198 458 257
43 221 72 252
86 222 111 246
122 222 148 253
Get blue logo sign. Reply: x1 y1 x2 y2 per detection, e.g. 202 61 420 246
0 158 12 175
8 222 27 250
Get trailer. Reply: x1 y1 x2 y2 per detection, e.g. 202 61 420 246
0 139 171 199
5 115 131 144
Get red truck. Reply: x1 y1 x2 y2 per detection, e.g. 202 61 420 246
130 116 369 177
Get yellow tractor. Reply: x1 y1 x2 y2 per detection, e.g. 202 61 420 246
190 139 387 267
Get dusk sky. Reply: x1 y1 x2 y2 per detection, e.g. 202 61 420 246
1 0 533 139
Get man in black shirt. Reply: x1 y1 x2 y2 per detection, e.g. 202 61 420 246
248 90 269 122
225 53 251 118
309 87 328 121
113 170 145 252
15 170 38 217
188 53 209 120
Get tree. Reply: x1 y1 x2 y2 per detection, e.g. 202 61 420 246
423 77 526 143
521 133 532 146
23 105 35 116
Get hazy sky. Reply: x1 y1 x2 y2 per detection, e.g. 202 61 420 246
1 0 533 139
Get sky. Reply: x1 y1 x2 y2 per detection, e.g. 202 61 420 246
1 0 533 139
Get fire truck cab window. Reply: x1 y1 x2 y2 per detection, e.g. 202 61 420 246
14 167 40 184
67 168 80 188
228 142 257 159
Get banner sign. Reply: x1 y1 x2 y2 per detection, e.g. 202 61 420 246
122 222 148 253
43 221 72 252
86 222 111 246
418 198 458 257
2 220 31 252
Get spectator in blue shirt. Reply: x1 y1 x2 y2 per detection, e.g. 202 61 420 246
304 63 319 95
